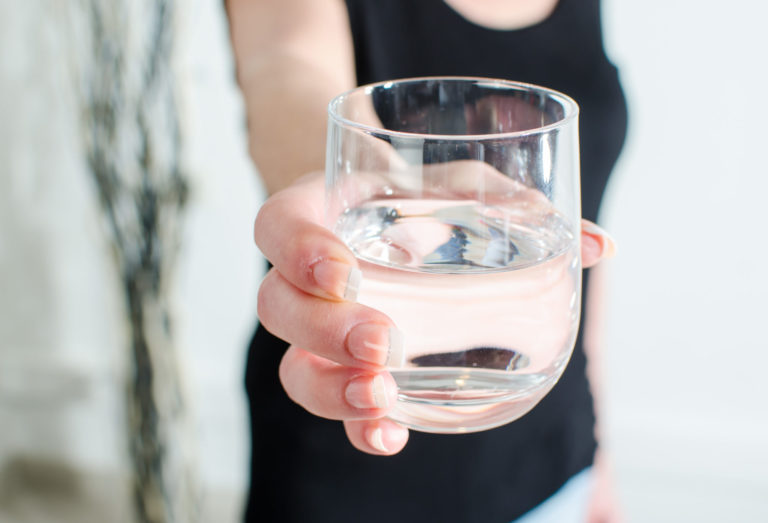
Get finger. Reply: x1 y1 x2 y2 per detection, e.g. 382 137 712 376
279 346 399 421
254 173 360 302
344 418 410 456
581 220 617 268
258 269 404 368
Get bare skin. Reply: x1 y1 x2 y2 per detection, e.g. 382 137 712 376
227 0 622 520
444 0 560 30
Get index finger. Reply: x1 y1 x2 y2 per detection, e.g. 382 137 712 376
254 172 361 301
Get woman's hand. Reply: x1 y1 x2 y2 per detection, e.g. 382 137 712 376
254 172 616 456
586 450 625 523
255 173 409 455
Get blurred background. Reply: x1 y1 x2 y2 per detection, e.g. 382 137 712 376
0 1 263 521
601 0 768 520
0 0 766 522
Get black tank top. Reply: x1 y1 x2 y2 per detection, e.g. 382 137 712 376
244 1 627 521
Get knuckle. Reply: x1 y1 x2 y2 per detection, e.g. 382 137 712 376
278 347 306 393
253 198 275 246
256 270 280 328
284 229 315 266
284 229 329 285
277 348 293 384
277 349 299 403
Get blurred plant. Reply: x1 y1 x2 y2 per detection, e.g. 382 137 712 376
80 0 198 521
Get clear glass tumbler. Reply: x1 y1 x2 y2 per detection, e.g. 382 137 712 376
326 77 581 433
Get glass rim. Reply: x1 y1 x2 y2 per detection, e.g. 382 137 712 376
327 76 579 141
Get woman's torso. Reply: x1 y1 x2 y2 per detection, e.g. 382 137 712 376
245 1 627 521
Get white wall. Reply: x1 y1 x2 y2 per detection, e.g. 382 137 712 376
601 1 768 521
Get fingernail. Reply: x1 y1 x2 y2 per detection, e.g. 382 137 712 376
348 325 405 367
345 374 389 410
367 427 388 452
312 260 361 301
582 222 617 258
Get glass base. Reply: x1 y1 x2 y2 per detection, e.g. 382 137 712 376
389 368 557 433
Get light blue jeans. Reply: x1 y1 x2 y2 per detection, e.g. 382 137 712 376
512 467 594 523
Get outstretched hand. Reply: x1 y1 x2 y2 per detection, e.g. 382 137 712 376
254 172 615 455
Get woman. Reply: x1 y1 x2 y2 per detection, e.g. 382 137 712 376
227 0 626 521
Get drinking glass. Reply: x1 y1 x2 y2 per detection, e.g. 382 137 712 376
326 77 581 433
